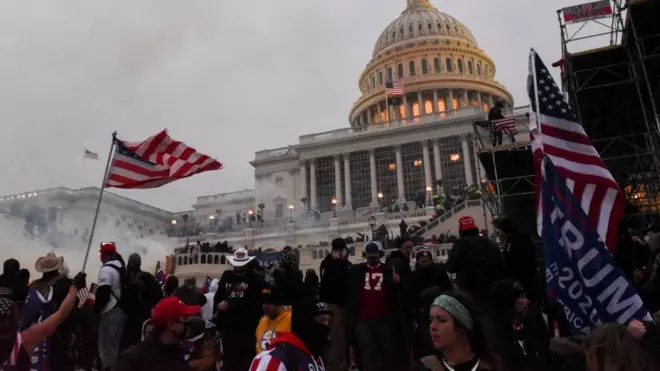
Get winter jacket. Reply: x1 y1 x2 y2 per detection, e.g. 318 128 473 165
201 279 219 323
446 233 506 300
319 256 351 305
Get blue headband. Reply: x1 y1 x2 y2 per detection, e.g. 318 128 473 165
431 294 474 330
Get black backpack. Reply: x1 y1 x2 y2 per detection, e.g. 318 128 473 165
102 260 131 311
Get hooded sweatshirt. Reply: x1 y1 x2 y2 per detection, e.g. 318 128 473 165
255 307 292 353
201 279 219 323
249 333 324 371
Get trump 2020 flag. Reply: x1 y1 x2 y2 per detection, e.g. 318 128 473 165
542 156 650 334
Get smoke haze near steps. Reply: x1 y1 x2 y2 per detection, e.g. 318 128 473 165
0 214 170 279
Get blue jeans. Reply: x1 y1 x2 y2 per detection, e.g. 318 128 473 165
98 307 127 369
355 318 395 371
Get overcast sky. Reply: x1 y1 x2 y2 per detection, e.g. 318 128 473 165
0 0 612 211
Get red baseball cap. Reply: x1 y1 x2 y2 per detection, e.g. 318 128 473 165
151 297 200 324
99 242 117 254
458 216 477 232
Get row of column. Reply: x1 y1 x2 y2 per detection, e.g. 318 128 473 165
299 135 476 209
354 89 500 127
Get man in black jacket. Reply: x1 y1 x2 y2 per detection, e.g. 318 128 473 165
213 247 265 371
320 238 352 371
446 216 506 301
489 101 505 146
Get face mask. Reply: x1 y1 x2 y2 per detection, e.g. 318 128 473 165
367 257 379 266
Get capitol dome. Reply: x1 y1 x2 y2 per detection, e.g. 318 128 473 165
349 0 513 128
372 0 478 58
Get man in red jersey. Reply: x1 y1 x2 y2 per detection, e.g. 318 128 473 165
346 242 396 371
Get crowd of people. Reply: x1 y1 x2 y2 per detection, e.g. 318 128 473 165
0 215 660 370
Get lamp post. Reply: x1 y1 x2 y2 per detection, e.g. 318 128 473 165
331 198 338 218
288 204 294 223
248 209 254 228
426 185 433 207
377 192 384 212
170 219 177 225
368 216 376 241
208 214 215 228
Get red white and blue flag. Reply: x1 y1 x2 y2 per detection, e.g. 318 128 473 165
105 130 223 189
528 49 625 253
541 156 650 334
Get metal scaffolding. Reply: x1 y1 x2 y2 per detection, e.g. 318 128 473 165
557 0 660 214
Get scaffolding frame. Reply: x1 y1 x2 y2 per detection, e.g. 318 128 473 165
473 115 535 218
557 0 660 214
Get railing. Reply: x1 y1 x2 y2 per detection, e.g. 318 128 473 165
412 200 482 237
473 107 531 152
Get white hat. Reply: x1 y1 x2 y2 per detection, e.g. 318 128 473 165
227 247 255 267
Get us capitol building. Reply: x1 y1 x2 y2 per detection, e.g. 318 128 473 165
171 0 532 280
0 0 531 281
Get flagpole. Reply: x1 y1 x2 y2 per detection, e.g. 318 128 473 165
531 49 544 151
82 131 117 272
385 88 390 124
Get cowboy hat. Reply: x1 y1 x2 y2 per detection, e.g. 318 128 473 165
35 252 64 273
227 247 254 267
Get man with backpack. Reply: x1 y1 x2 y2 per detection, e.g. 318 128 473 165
120 253 163 351
95 242 128 371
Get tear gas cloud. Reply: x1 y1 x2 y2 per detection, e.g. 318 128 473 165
0 212 170 279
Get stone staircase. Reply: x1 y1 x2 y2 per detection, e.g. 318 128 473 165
412 200 491 238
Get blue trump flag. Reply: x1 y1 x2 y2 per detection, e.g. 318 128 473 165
541 157 650 334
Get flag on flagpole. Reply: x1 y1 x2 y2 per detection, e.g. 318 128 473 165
528 49 625 253
105 130 223 189
541 156 650 334
84 148 99 160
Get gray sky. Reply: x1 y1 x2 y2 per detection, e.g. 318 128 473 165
0 0 612 211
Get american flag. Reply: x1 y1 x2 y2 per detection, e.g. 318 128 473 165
528 49 624 253
492 117 516 134
385 80 404 96
105 130 223 189
84 148 99 160
190 242 201 258
77 287 92 307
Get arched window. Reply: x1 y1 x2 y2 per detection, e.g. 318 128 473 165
408 23 413 34
421 59 429 74
312 250 318 259
427 21 432 30
219 255 224 264
468 61 474 74
183 256 188 265
378 71 383 85
201 255 207 264
371 75 375 88
387 67 393 82
177 256 182 265
418 23 423 31
397 63 404 79
445 58 453 72
434 58 441 72
458 59 464 73
409 61 416 76
477 64 482 76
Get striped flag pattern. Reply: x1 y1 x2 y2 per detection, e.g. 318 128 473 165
385 80 404 96
105 130 223 189
528 49 624 253
492 117 516 134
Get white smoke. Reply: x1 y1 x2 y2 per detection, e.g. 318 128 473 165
0 212 170 279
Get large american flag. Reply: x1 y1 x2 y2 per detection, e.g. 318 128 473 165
492 117 516 134
385 80 404 96
105 130 223 189
528 49 625 253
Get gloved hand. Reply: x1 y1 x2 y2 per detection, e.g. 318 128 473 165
73 272 87 290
